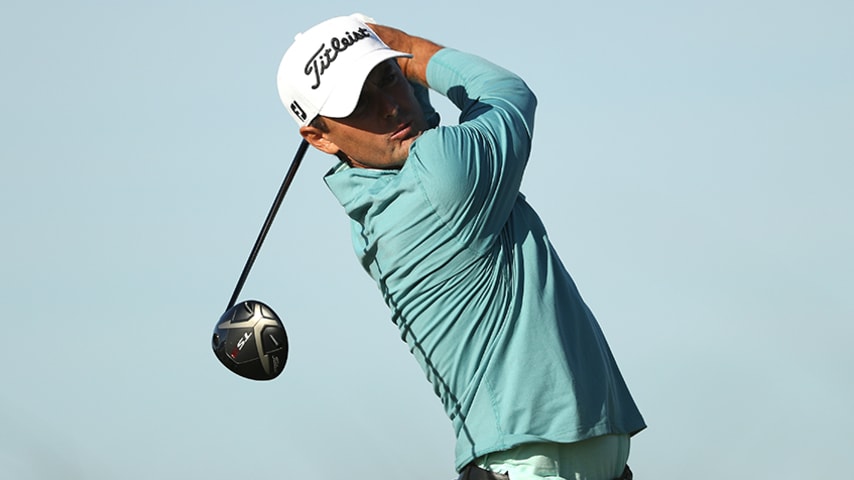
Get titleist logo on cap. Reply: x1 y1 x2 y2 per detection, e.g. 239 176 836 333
304 27 372 90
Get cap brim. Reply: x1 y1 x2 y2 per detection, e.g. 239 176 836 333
318 48 412 119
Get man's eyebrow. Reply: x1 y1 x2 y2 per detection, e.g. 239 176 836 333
378 60 396 75
364 62 388 85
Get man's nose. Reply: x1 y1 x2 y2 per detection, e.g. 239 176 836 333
378 92 400 118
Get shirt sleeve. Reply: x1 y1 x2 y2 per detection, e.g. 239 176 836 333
407 48 537 252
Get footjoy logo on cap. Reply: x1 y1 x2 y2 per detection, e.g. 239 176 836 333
290 101 307 122
304 27 372 89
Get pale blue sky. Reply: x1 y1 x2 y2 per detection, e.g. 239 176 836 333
1 1 852 479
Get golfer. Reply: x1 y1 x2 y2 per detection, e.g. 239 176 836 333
276 14 646 480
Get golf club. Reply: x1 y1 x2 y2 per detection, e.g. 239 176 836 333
211 139 309 380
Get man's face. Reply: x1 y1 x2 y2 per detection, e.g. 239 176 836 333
302 59 428 169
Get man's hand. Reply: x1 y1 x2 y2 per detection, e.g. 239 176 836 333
366 23 443 87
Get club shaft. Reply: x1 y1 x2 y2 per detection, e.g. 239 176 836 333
227 139 309 310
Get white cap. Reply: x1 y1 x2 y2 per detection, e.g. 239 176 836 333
277 14 411 126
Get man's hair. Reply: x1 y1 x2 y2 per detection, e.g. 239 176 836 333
310 116 329 133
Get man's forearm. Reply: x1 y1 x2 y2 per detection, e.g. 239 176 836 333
368 24 443 87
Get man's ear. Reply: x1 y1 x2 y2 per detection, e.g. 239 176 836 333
300 126 339 155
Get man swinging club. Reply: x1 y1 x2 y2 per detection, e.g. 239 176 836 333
276 14 646 480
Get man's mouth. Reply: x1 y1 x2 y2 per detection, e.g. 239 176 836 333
390 121 414 141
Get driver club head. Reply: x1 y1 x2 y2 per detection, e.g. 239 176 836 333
212 300 289 380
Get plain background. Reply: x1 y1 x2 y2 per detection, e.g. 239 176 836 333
1 1 851 478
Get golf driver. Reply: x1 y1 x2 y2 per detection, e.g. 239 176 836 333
211 139 309 380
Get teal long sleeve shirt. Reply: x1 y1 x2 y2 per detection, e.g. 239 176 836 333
324 48 645 471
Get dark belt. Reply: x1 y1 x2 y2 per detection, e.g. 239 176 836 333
457 465 508 480
458 463 633 480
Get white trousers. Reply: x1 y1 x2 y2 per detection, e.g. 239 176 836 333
474 434 631 480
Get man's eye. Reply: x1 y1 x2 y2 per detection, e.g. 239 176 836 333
380 71 398 87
